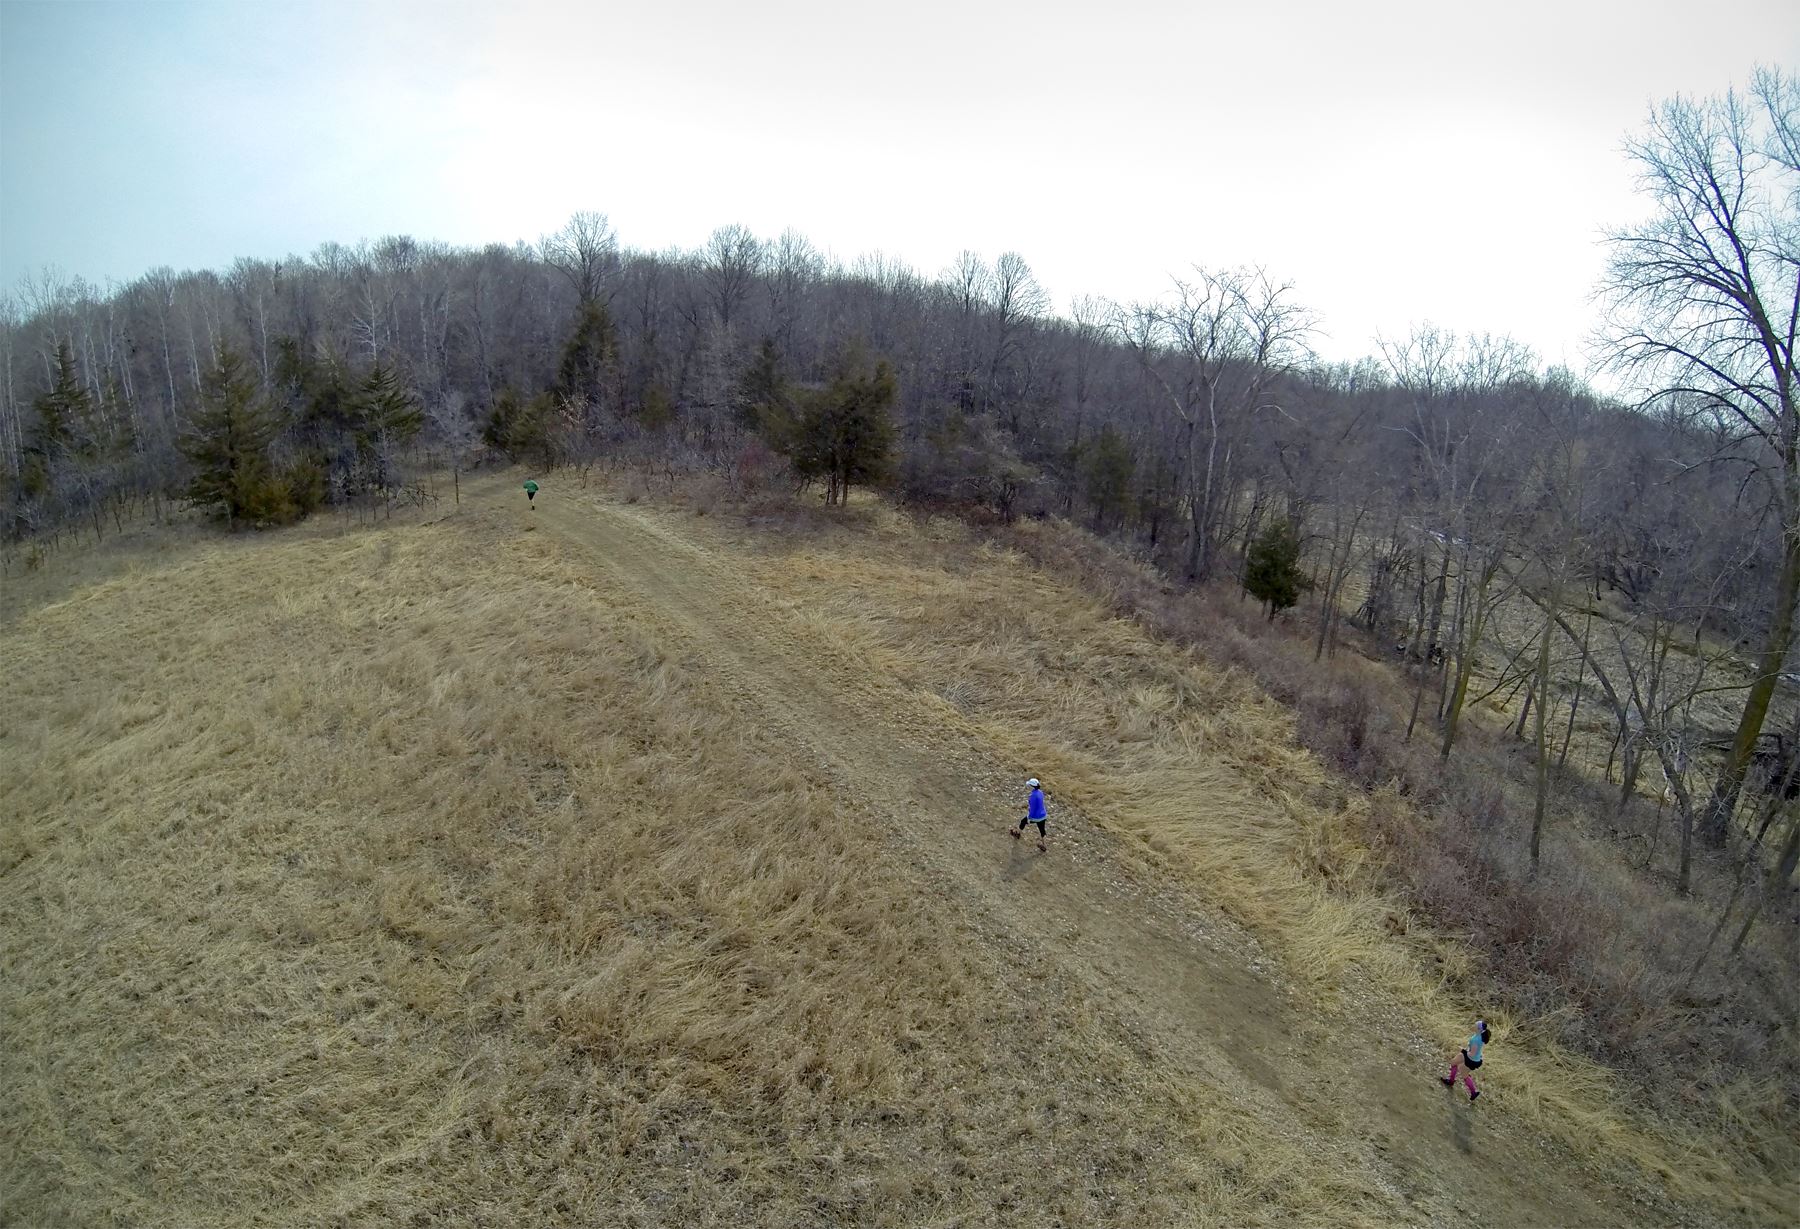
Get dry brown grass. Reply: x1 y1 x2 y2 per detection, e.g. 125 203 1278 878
1 495 1384 1227
966 512 1799 1206
682 493 1796 1224
2 475 1790 1227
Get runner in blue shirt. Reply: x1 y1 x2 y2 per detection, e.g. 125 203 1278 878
1011 778 1049 851
1440 1018 1492 1102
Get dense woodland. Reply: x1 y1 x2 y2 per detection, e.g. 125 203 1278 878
4 70 1797 1123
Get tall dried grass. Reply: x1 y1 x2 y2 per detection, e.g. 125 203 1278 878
668 493 1797 1224
5 498 1431 1227
976 513 1799 1208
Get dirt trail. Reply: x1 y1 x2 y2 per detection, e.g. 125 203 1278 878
516 484 1672 1228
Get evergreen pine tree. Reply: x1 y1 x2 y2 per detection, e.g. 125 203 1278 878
273 335 310 415
20 340 90 497
1244 517 1306 620
354 363 423 446
773 355 897 505
483 388 523 453
182 345 288 527
351 362 423 494
554 301 619 413
638 385 675 434
1082 425 1135 531
484 387 557 463
733 337 788 430
275 336 357 487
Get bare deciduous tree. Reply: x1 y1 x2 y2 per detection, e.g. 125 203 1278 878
986 252 1049 425
765 228 820 352
1601 67 1800 847
701 224 765 331
540 211 620 307
1117 266 1316 580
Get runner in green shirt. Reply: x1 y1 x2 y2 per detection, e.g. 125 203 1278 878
524 479 538 510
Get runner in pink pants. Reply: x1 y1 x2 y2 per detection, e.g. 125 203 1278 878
1441 1018 1492 1102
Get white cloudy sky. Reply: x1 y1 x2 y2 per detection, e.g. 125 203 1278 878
2 0 1796 373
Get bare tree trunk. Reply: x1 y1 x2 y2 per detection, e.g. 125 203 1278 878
1313 535 1341 661
1677 773 1695 894
1701 522 1800 847
0 322 20 477
1620 740 1644 809
1313 502 1366 661
1559 606 1594 769
1441 555 1501 761
1237 483 1266 592
1529 578 1560 872
1728 802 1800 956
1688 754 1800 987
1439 557 1468 721
1635 730 1703 894
1405 551 1448 742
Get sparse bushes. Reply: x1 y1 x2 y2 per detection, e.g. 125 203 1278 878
896 404 1034 521
1296 679 1381 786
994 510 1798 1149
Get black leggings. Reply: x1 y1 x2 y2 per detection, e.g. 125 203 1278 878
1018 818 1046 836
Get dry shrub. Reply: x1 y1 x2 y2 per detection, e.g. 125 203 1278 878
983 513 1799 1192
1295 679 1383 786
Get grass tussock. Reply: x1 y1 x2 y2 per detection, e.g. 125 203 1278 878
5 498 1428 1228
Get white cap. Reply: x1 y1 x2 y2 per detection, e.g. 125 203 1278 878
1027 778 1040 788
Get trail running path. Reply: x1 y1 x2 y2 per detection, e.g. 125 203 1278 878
516 483 1675 1229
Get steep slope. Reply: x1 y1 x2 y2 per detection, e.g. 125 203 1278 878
0 475 1776 1226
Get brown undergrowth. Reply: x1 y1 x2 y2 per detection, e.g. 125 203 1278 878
980 511 1800 1194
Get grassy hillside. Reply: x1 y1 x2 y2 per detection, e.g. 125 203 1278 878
1 473 1789 1226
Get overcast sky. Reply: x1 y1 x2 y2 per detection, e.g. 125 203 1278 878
2 0 1796 374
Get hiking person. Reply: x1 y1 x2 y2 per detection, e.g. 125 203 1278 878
1440 1018 1492 1102
1011 777 1048 851
524 479 539 509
